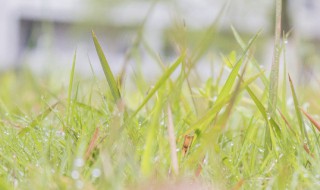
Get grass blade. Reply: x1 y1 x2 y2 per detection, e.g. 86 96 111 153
288 74 309 144
67 50 77 119
92 31 121 103
268 0 282 116
18 101 59 136
167 104 179 175
131 53 185 117
301 109 320 132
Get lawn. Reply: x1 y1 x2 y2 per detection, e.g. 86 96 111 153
1 1 320 189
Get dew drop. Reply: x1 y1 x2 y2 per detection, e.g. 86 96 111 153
92 168 101 178
76 180 84 189
74 158 84 168
56 130 65 137
267 113 271 120
71 170 80 179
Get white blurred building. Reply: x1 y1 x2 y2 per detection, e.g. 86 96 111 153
0 0 319 77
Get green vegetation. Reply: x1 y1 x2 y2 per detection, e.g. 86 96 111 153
1 2 320 190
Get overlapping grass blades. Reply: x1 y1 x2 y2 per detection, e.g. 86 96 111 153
131 54 185 117
186 32 260 135
288 75 310 145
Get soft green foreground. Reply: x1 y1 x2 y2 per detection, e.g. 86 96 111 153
1 29 320 190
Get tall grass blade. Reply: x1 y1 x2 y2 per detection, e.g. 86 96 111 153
265 0 282 155
231 26 268 85
268 0 282 116
215 32 259 105
288 74 309 144
141 91 163 176
167 104 179 175
67 50 77 119
92 31 121 103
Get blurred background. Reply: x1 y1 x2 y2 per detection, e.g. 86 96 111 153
0 0 319 85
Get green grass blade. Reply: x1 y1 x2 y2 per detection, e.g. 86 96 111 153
141 90 164 176
288 74 309 144
268 0 282 116
215 32 260 106
92 31 121 103
131 53 185 117
18 101 59 136
184 61 263 136
187 32 259 130
301 109 320 132
231 26 268 85
67 50 77 119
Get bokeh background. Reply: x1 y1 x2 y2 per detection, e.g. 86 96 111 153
0 0 319 85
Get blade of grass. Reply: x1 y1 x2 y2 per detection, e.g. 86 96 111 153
92 31 121 103
85 127 100 160
215 32 260 106
141 91 164 176
185 32 259 134
184 66 264 135
18 101 59 136
288 74 309 145
67 50 77 120
268 0 282 116
301 109 320 132
131 53 185 118
167 104 179 175
231 26 268 85
265 0 283 156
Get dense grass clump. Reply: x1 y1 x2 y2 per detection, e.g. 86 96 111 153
1 5 320 190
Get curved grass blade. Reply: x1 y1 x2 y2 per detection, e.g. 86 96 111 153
92 31 121 103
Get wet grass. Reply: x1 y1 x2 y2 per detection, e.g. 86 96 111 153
1 2 320 189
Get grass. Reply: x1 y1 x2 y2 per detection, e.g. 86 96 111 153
1 3 320 190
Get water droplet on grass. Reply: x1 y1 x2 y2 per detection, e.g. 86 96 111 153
71 170 80 179
92 168 101 178
76 180 84 189
74 158 84 167
56 130 65 137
